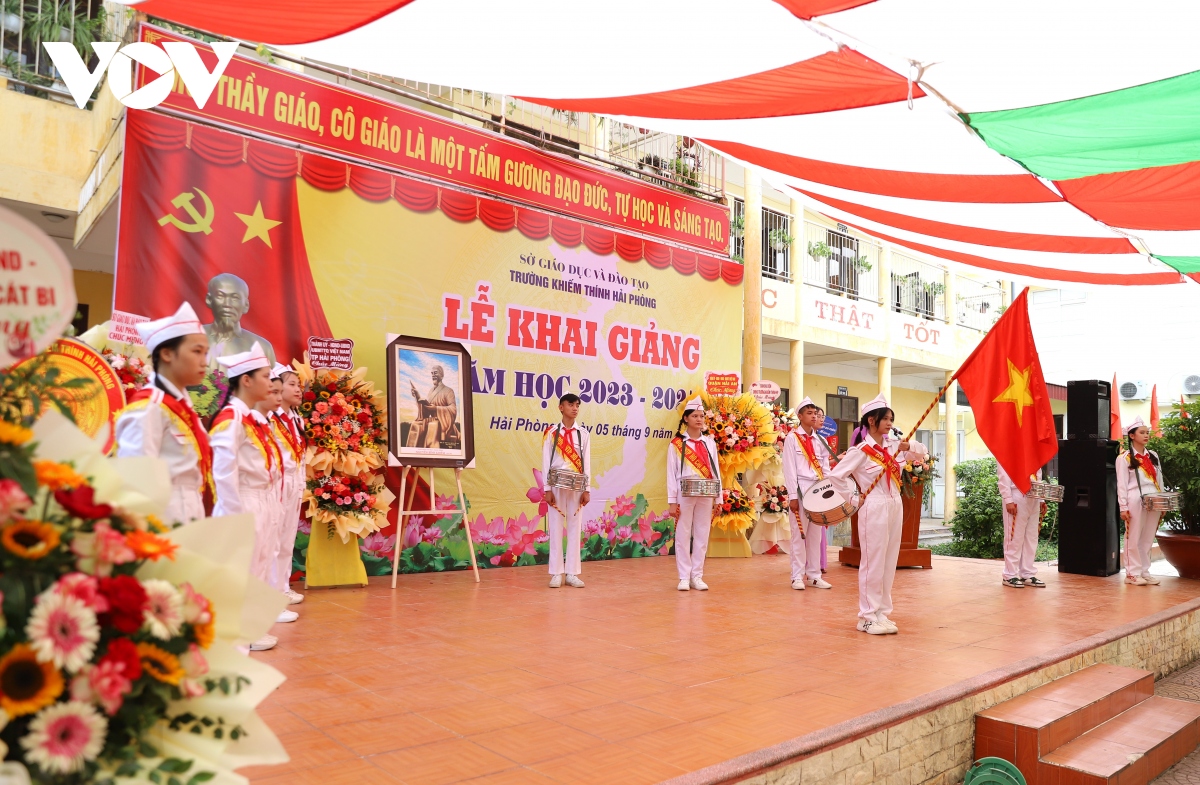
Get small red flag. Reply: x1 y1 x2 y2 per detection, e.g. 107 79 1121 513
1110 373 1123 440
955 289 1058 495
1151 385 1161 435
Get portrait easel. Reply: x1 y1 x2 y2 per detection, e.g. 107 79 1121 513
390 464 480 588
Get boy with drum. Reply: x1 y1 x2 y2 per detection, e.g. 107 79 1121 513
667 397 722 591
1117 416 1166 586
784 397 834 591
997 464 1047 589
543 393 591 588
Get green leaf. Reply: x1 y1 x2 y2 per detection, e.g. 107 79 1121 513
140 741 159 757
187 773 217 785
158 758 192 773
149 772 163 785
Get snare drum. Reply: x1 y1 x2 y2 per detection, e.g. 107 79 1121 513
1142 492 1181 512
801 479 860 527
681 477 720 498
547 468 589 491
1027 480 1065 503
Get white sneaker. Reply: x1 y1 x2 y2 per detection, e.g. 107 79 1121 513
1142 574 1161 585
1126 575 1149 586
808 577 833 589
249 634 277 651
791 579 806 590
285 589 304 604
876 615 899 632
1003 577 1025 588
565 574 585 588
549 574 563 588
861 620 889 635
690 577 709 591
856 618 870 631
677 579 691 591
276 609 299 623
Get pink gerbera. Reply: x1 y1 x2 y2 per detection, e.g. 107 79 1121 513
26 591 99 673
140 579 183 640
20 701 107 774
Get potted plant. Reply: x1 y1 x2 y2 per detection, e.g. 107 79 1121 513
768 228 793 253
853 255 873 272
807 241 831 261
1150 400 1200 578
729 213 745 240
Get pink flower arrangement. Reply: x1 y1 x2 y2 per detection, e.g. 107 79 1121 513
0 478 32 521
70 521 135 577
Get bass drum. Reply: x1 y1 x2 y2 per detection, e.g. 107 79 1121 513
802 479 860 527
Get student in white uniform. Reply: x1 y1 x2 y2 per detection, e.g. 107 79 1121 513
783 397 833 591
667 397 722 591
542 393 591 588
270 364 306 605
829 394 928 635
998 464 1047 589
256 373 297 626
1117 416 1165 586
209 342 284 651
115 303 211 525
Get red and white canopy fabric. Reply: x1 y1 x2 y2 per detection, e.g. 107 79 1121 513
127 0 1200 285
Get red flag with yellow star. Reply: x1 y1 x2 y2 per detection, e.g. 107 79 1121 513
955 288 1057 495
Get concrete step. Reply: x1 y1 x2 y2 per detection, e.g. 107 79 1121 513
1041 695 1200 785
918 525 953 546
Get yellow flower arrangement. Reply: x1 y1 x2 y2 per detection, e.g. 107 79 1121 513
676 391 778 485
1 520 61 559
0 421 33 445
710 479 758 533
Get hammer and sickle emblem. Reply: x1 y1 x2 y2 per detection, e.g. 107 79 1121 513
157 187 215 234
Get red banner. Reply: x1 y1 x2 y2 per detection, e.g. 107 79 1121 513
138 25 729 254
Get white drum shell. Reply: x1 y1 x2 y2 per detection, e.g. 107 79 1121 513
1028 481 1065 502
681 478 720 498
802 479 860 527
548 468 589 491
1142 492 1181 512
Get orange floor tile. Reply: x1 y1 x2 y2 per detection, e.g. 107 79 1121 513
242 552 1200 784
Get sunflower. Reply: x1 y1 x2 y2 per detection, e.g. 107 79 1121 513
33 460 86 491
0 421 33 445
192 613 216 649
0 643 65 716
145 515 168 534
136 643 183 685
125 530 178 561
1 520 61 559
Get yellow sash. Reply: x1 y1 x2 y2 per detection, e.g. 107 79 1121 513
556 428 584 474
673 436 714 479
796 433 824 480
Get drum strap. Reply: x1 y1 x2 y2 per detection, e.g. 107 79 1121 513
674 436 718 488
796 432 824 480
550 424 584 474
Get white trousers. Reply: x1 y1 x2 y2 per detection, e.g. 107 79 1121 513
675 496 713 581
165 483 204 527
227 487 281 586
1125 503 1161 578
788 509 824 583
1002 498 1041 580
271 473 304 591
548 489 583 575
858 491 903 621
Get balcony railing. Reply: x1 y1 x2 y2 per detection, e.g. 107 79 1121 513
890 252 946 321
801 220 881 303
956 276 1004 331
728 199 795 281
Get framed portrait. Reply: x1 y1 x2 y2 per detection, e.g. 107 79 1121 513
386 335 475 468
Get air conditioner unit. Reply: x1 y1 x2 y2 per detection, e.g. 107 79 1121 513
1185 375 1200 396
1118 380 1150 400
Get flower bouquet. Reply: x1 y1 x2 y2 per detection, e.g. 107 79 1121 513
294 361 386 477
303 471 394 543
676 391 778 484
185 366 228 422
100 349 149 395
769 403 800 446
901 453 939 504
711 482 756 533
757 483 790 515
0 400 286 783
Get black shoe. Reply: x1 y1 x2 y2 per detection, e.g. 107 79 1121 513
1024 577 1047 588
1002 577 1024 589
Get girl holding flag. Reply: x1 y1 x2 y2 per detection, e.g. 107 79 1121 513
783 397 834 591
1117 416 1165 586
667 397 722 592
829 395 928 635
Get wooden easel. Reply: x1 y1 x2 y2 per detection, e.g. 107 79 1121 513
390 465 480 588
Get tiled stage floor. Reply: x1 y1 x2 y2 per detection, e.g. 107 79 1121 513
243 552 1200 785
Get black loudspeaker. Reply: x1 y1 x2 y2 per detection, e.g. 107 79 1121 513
1057 438 1121 576
1066 379 1112 440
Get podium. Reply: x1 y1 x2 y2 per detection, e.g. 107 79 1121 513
837 481 932 568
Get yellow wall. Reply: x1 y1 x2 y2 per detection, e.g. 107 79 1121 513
72 270 113 328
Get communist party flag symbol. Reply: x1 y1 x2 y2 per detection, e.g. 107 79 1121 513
954 288 1057 495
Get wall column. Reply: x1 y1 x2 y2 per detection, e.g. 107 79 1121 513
789 341 804 406
944 370 959 520
789 197 805 406
742 168 763 389
877 357 891 404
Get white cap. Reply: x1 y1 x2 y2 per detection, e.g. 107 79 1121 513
794 396 817 413
136 302 203 353
684 396 704 413
860 393 889 417
270 362 292 380
1125 416 1147 433
217 341 270 378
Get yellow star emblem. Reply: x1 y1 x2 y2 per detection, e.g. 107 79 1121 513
234 201 282 247
993 359 1035 427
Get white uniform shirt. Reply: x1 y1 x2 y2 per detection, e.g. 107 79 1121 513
271 407 305 487
114 376 207 493
1116 448 1164 512
781 428 833 499
997 465 1044 507
830 433 927 501
210 397 283 515
541 423 592 491
666 433 722 504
